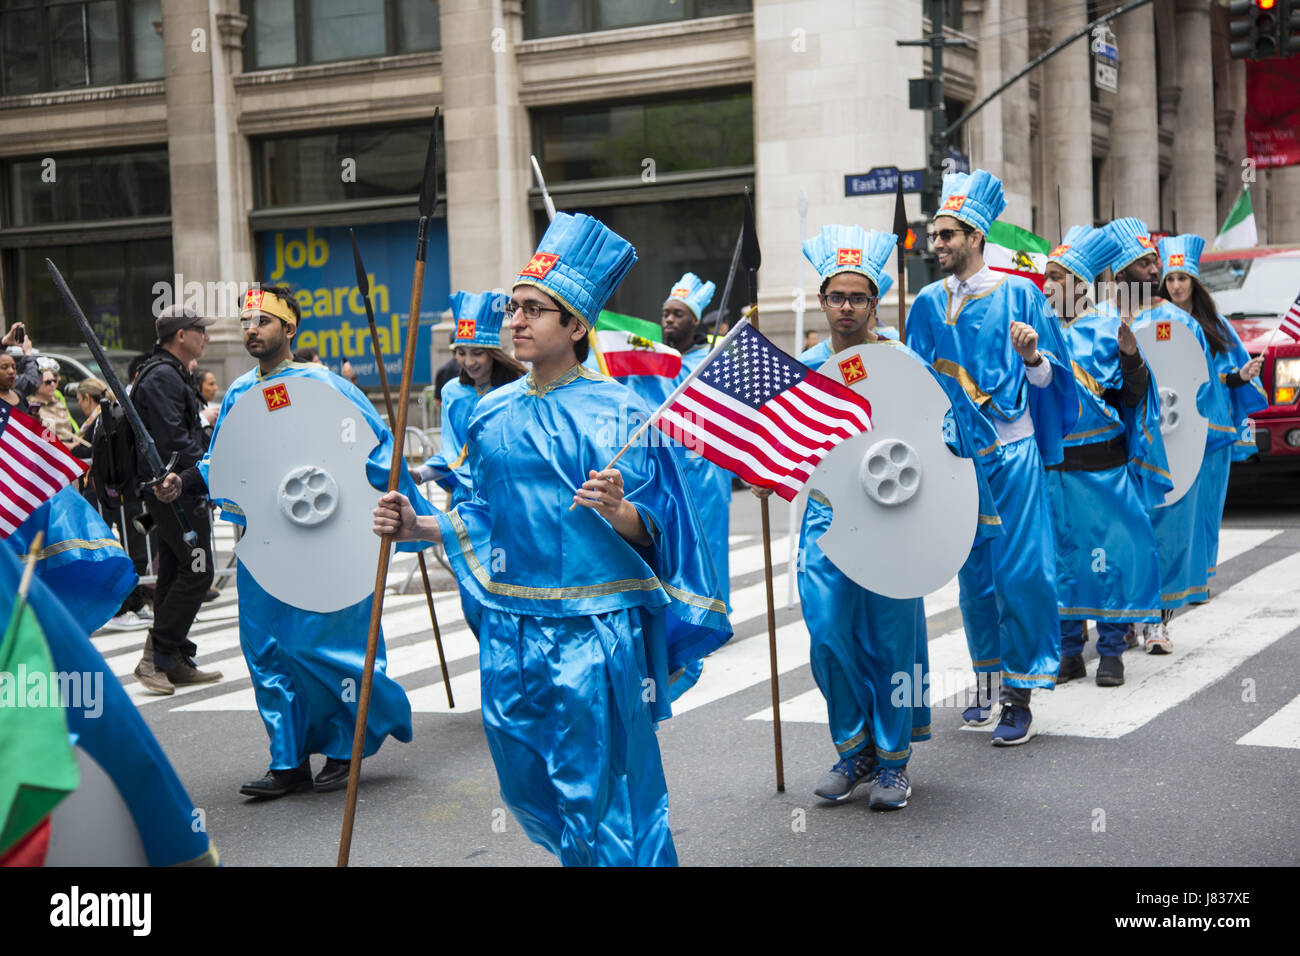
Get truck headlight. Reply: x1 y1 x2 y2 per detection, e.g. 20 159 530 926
1275 357 1300 405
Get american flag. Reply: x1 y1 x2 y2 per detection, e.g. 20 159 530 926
1279 289 1300 342
0 403 87 538
654 323 872 501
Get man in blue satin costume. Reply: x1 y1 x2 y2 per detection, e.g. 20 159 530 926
621 273 734 612
374 213 731 866
1097 219 1233 653
905 169 1079 746
1155 234 1267 587
773 225 1001 808
158 284 433 798
1041 225 1172 688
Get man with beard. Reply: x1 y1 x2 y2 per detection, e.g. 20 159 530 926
156 285 432 797
904 169 1078 746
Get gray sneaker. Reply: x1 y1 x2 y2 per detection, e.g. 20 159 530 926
868 765 912 811
164 657 223 686
134 655 175 695
813 749 877 801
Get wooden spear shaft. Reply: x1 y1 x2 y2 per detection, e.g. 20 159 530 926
350 229 453 709
338 110 439 867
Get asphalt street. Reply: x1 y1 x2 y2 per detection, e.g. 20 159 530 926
118 463 1300 867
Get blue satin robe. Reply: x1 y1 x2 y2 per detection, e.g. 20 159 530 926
1126 301 1233 609
795 337 999 765
905 275 1079 689
7 485 136 634
1204 317 1268 577
198 360 434 770
423 378 488 509
1046 308 1171 625
622 343 734 611
436 364 731 866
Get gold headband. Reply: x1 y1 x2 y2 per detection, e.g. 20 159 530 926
241 289 297 332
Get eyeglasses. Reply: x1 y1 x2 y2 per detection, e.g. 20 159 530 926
929 227 972 245
505 302 562 321
822 292 878 309
41 377 57 385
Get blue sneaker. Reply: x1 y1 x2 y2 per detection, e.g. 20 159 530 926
813 750 877 801
990 703 1035 746
962 701 1000 727
867 765 912 811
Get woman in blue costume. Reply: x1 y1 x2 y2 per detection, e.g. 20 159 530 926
760 225 1001 808
374 213 731 866
159 285 436 798
905 169 1079 747
1156 234 1267 587
1098 219 1233 653
415 291 525 639
416 291 525 510
1041 225 1172 687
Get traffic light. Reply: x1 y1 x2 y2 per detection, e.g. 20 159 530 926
1228 0 1298 60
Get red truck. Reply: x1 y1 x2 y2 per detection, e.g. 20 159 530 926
1200 246 1300 471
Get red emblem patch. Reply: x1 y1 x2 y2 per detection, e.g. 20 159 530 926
519 253 559 280
836 248 863 266
1167 253 1185 267
940 194 966 212
244 289 264 311
671 286 691 299
263 383 291 411
1137 234 1155 249
838 355 867 386
457 319 476 340
1048 244 1070 258
1156 321 1172 341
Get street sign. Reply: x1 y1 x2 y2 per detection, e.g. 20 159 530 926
846 167 925 197
1092 25 1119 94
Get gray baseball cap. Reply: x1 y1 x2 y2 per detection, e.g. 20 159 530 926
156 305 216 341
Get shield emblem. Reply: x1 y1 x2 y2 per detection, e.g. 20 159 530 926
1133 317 1209 507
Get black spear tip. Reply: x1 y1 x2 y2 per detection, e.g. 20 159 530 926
418 107 440 220
741 187 761 272
348 228 370 296
892 173 909 244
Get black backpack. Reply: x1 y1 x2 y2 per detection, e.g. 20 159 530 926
88 359 167 511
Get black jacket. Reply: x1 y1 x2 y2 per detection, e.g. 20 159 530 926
130 347 207 489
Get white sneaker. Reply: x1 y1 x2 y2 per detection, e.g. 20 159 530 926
1144 621 1173 655
103 611 149 632
135 605 154 622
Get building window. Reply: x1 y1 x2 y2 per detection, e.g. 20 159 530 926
531 88 754 319
5 148 170 226
526 0 750 39
0 0 163 95
251 120 445 209
242 0 439 70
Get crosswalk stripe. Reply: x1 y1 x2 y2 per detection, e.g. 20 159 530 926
1236 692 1300 750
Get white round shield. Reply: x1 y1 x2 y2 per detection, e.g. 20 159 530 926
809 344 980 599
1133 317 1209 507
208 376 381 612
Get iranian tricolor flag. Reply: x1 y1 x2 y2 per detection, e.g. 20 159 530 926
985 221 1050 289
1213 188 1258 251
594 310 682 378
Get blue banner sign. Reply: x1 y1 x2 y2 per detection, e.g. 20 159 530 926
260 220 450 387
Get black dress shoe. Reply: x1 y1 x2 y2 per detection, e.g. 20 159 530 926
239 761 312 799
314 757 352 793
1056 654 1086 684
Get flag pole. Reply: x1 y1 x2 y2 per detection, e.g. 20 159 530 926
787 190 808 608
2 532 43 653
742 188 785 793
892 173 909 345
338 107 440 867
349 228 453 710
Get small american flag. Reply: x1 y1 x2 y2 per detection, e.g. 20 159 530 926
0 403 87 538
1279 288 1300 342
654 323 872 501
